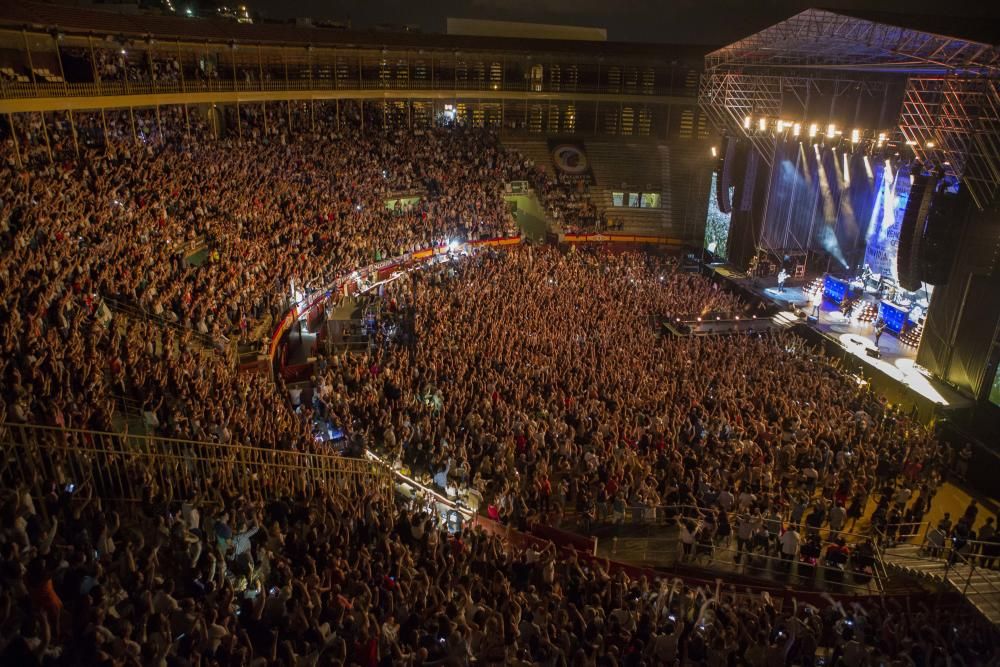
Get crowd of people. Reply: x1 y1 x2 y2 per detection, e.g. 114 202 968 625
1 104 998 665
312 248 999 580
2 442 998 667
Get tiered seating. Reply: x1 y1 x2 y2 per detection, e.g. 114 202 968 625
32 66 64 83
587 141 675 236
500 138 556 178
0 66 30 82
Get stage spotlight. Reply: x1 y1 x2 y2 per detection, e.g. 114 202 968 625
926 141 935 148
743 115 751 129
809 123 818 138
711 146 718 157
905 140 917 146
851 128 860 143
826 124 836 138
777 120 786 132
877 132 886 146
792 123 801 137
758 117 767 132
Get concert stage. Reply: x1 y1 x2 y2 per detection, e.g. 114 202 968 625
710 266 973 414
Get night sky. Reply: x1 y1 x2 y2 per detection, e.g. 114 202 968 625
243 0 1000 45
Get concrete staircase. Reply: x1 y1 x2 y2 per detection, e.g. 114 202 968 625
882 543 1000 624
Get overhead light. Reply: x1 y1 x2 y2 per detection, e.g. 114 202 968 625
926 141 935 148
777 120 786 132
792 123 801 137
743 115 751 129
851 128 860 143
809 123 818 138
905 140 917 146
711 146 718 157
877 132 886 146
826 124 836 138
758 117 767 132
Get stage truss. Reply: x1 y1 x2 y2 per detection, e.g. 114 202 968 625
900 77 1000 210
700 7 1000 211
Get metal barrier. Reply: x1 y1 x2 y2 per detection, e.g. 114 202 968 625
100 295 234 364
584 502 892 592
881 538 1000 621
607 534 886 595
0 422 392 503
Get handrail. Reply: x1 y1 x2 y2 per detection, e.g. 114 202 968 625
101 294 225 349
0 79 692 103
0 422 392 503
881 536 1000 621
945 547 1000 621
610 534 884 595
589 502 889 547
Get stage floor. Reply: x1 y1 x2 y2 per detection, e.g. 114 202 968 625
713 267 972 409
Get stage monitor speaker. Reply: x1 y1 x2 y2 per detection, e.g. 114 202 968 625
896 173 935 291
920 185 969 286
716 137 737 214
739 149 758 212
866 348 881 359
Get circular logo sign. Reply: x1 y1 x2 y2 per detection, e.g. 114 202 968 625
552 144 590 175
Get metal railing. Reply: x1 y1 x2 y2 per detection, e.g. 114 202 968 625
607 534 886 595
1 78 681 101
881 538 1000 621
101 295 233 362
582 502 891 593
0 422 392 504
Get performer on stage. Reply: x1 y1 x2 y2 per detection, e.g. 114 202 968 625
874 318 886 348
776 268 789 293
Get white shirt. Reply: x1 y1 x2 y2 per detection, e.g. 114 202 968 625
780 529 800 555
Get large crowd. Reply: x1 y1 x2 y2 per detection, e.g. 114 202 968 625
1 106 998 665
3 449 997 667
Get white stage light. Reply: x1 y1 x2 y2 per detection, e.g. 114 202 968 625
743 115 752 129
809 123 818 138
793 123 801 137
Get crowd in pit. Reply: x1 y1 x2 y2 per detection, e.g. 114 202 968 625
2 447 998 667
312 247 996 574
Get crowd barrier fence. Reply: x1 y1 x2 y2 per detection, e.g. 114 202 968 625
0 422 393 505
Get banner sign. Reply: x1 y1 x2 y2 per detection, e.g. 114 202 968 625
547 140 596 185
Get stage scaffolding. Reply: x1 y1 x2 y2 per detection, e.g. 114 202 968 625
700 7 1000 211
